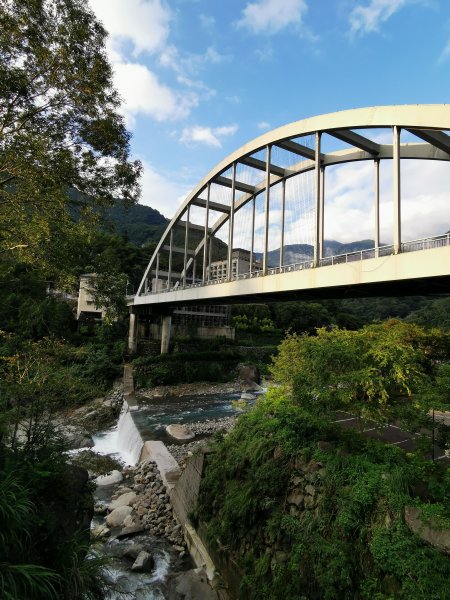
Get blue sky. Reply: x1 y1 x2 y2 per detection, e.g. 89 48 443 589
88 0 450 245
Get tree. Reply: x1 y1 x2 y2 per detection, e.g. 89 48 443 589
270 320 450 426
0 0 141 285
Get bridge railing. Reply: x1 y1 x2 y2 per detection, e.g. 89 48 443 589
401 233 450 253
142 234 450 295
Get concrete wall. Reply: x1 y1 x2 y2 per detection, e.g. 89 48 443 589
170 449 206 525
145 322 235 341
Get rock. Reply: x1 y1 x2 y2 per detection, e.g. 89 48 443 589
94 502 108 515
131 550 154 572
305 484 316 497
237 364 261 385
287 491 304 507
240 392 256 401
106 506 133 528
122 544 145 560
109 492 137 511
167 569 219 600
123 514 135 528
91 524 110 539
95 470 123 486
273 446 283 460
317 440 334 452
166 424 195 441
115 525 145 540
58 425 94 449
404 506 450 554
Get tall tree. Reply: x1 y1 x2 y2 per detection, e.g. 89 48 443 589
0 0 141 285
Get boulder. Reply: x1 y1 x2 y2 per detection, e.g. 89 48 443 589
240 392 256 401
91 524 110 539
58 424 94 449
405 506 450 554
106 506 133 528
109 492 137 511
166 424 195 441
95 470 123 487
131 550 154 572
237 364 261 386
116 525 145 540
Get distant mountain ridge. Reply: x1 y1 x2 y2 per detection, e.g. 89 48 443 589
102 202 167 246
68 187 168 246
256 239 377 267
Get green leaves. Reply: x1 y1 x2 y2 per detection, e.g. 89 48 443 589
270 320 450 426
0 0 141 283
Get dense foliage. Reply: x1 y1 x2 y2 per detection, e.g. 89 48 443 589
0 0 141 285
133 348 243 386
0 1 139 597
198 398 450 599
271 320 450 425
197 322 450 599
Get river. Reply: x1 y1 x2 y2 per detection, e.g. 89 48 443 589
89 389 248 599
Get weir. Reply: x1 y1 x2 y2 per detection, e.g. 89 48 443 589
113 367 224 593
115 402 144 465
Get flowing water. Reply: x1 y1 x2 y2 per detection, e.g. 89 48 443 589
90 391 244 599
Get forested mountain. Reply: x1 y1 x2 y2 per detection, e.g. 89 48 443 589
101 202 167 246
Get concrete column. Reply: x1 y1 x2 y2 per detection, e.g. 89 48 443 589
393 125 401 254
128 310 138 353
314 131 322 267
160 314 172 354
263 145 271 274
374 159 380 258
280 179 286 268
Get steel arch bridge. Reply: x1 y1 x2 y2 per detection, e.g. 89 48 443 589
129 105 450 350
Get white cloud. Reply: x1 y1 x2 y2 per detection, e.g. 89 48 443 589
89 0 171 56
349 0 415 36
179 124 238 148
89 1 217 127
160 44 230 74
257 121 271 130
140 161 192 217
438 38 450 63
237 0 308 35
199 13 216 30
322 160 450 243
113 62 198 126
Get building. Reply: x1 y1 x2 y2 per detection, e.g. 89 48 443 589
207 248 261 280
76 273 105 322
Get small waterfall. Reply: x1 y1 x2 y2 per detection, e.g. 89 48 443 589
116 402 144 465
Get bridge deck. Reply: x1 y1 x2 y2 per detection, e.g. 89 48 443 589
133 243 450 308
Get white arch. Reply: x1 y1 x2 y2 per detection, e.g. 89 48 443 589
136 104 450 296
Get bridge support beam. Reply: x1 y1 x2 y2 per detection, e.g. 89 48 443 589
374 159 380 258
161 313 172 355
314 132 323 267
393 126 401 254
128 309 139 354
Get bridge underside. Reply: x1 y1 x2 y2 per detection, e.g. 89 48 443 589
133 246 450 310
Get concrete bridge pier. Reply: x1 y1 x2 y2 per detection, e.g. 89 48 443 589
160 313 172 354
128 308 139 354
